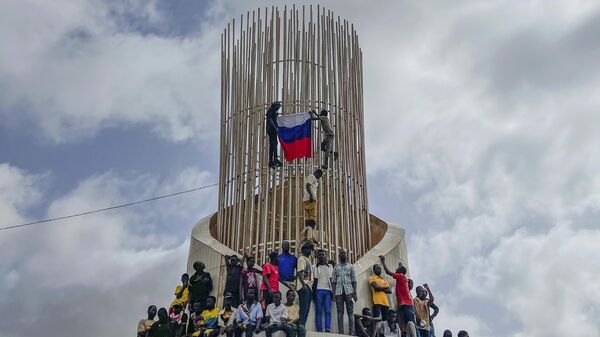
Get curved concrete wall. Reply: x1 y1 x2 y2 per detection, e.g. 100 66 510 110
188 212 409 335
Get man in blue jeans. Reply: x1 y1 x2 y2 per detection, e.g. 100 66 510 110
296 244 314 328
313 249 333 332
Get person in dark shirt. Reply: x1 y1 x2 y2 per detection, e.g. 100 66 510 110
266 101 283 168
278 241 297 283
355 307 378 337
148 308 175 337
224 255 243 307
189 261 213 311
241 255 262 302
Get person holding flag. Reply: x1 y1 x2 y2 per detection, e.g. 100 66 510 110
266 101 284 168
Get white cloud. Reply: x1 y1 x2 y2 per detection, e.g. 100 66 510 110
0 0 222 143
0 163 216 337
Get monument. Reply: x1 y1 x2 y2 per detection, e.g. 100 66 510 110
188 5 409 334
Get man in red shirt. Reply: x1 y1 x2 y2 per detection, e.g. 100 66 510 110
380 256 417 337
261 251 293 309
241 255 262 302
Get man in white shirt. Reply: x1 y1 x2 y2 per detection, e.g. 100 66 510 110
296 244 314 328
263 291 290 337
302 169 323 233
313 249 333 332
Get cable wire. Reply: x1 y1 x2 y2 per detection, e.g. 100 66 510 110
0 182 219 232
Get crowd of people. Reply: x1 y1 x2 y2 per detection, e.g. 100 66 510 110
137 247 470 337
137 103 470 337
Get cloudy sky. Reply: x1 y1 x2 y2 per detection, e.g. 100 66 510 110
1 0 600 336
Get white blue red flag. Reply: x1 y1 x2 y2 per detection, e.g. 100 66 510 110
277 112 312 161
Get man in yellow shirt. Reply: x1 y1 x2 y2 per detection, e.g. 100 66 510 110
170 273 190 313
368 264 392 319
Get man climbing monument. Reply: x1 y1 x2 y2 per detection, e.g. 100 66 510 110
310 109 338 169
303 169 323 231
266 101 284 168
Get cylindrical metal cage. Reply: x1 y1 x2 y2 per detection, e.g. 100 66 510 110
216 5 369 263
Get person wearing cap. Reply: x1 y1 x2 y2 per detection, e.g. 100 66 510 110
137 305 157 337
266 101 283 168
219 293 238 337
332 249 357 335
310 109 338 169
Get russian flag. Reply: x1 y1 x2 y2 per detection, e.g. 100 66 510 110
277 112 312 162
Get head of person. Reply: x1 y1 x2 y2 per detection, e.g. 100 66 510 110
301 243 312 257
282 241 290 254
316 249 326 264
181 273 189 286
396 264 407 275
192 301 202 314
386 309 397 324
224 293 233 308
229 255 239 266
194 261 206 272
272 291 282 306
173 304 183 315
319 109 328 117
206 296 216 310
443 330 452 337
246 255 255 269
408 278 414 291
416 286 427 300
246 289 256 303
314 169 323 179
362 307 372 316
328 260 336 267
338 249 348 263
269 251 279 265
157 307 168 323
457 331 469 337
286 289 296 303
373 264 382 276
147 305 157 319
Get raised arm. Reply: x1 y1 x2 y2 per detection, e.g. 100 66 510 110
379 255 394 276
423 284 435 304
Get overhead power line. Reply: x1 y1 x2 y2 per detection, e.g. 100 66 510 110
0 182 219 232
